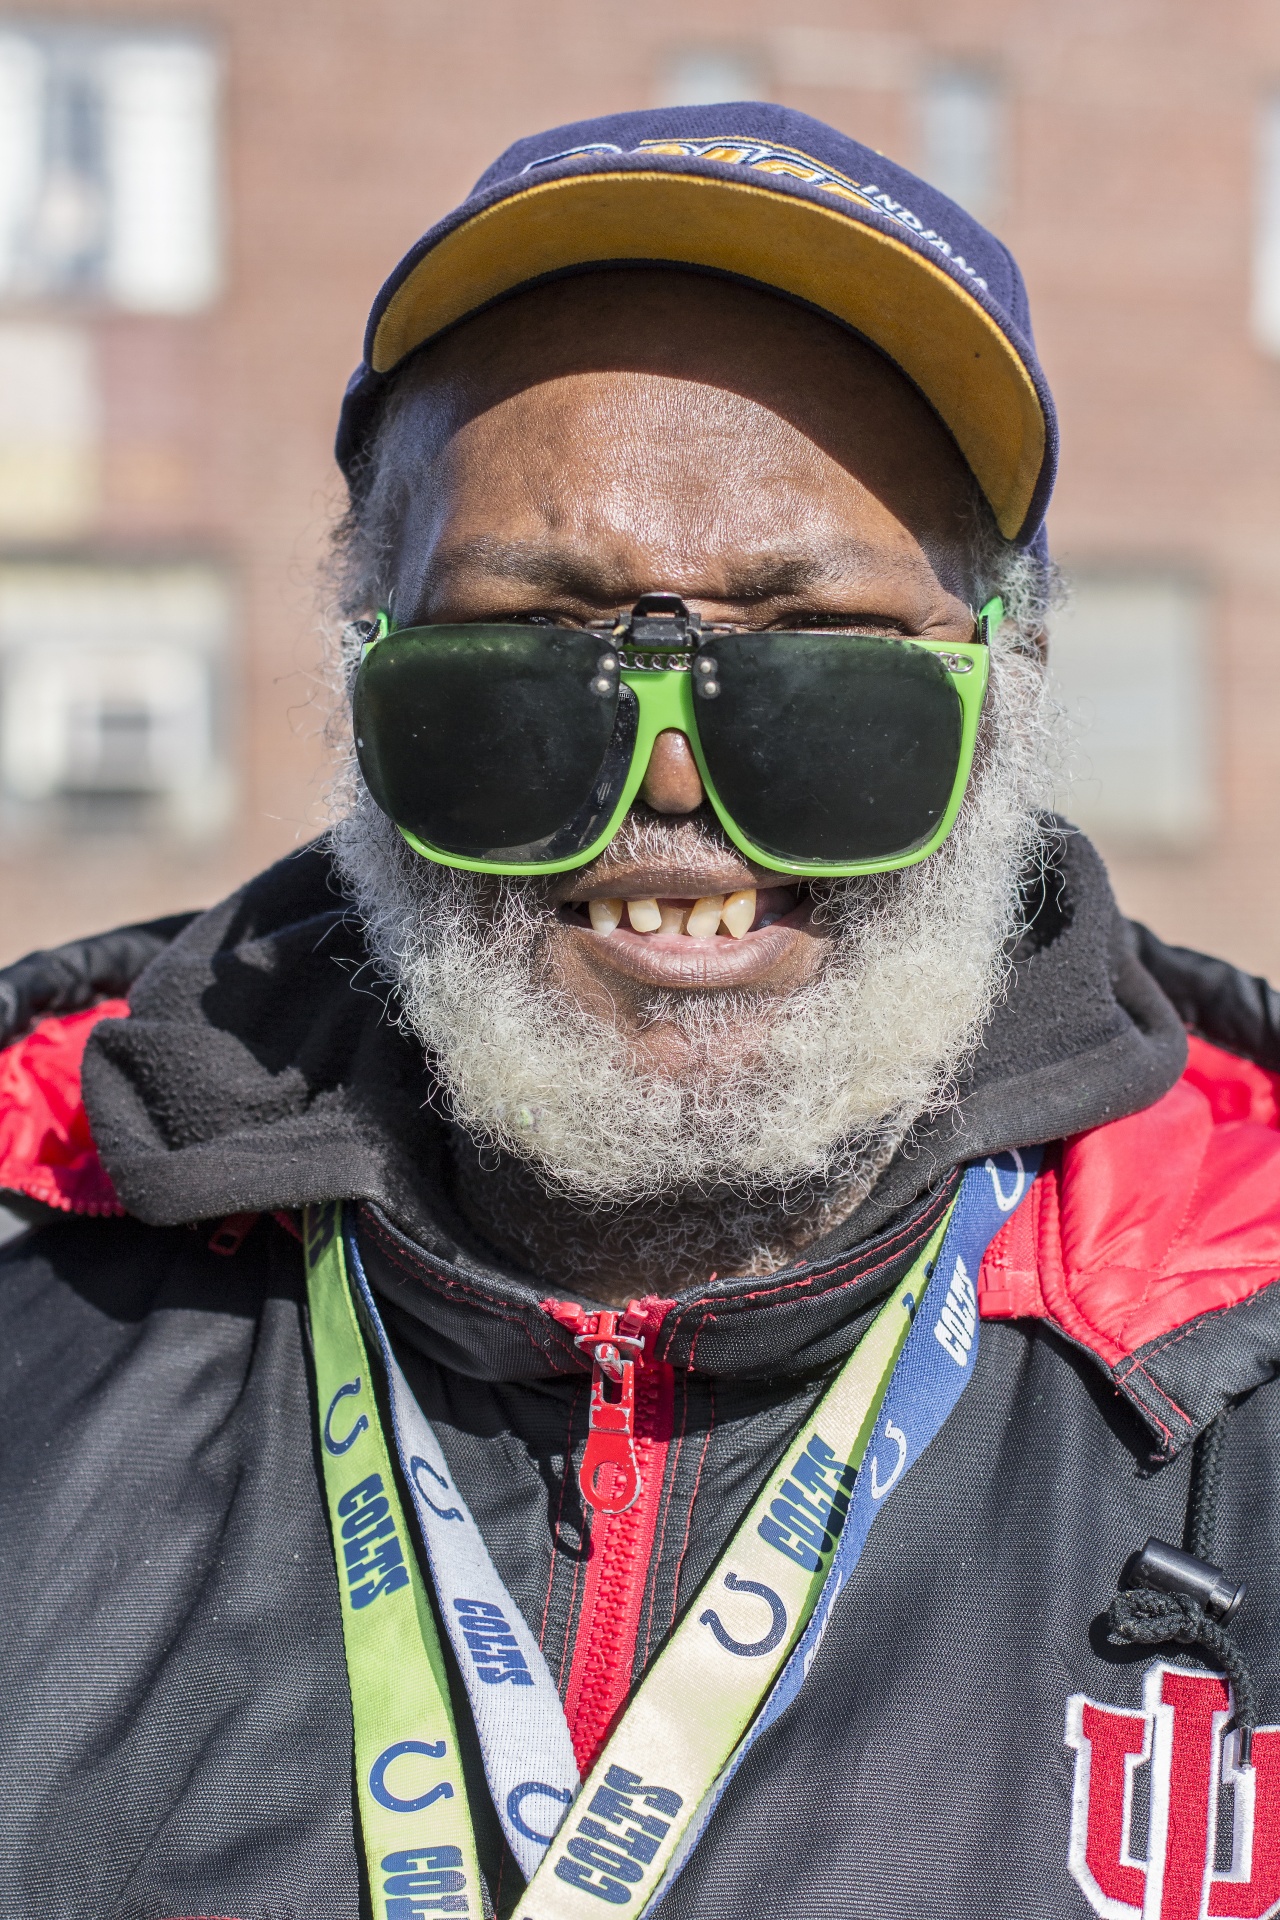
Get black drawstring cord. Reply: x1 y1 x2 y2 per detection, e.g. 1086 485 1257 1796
1186 1410 1227 1562
1105 1590 1257 1758
1106 1410 1258 1763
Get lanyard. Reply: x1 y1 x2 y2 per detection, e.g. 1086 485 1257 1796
304 1202 484 1917
304 1148 1038 1920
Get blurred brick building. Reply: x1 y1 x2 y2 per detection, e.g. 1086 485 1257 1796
2 0 1280 973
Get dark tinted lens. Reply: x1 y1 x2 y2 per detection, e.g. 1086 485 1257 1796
694 633 964 864
354 626 633 861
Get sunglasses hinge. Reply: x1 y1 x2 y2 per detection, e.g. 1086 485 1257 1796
616 591 703 650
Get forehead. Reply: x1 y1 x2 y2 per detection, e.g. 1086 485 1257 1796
373 271 979 611
389 271 971 486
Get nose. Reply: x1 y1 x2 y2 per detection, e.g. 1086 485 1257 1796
640 729 705 813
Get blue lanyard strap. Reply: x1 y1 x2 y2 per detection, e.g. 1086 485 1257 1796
648 1146 1040 1905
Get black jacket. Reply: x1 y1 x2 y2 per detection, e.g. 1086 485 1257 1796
3 831 1280 1920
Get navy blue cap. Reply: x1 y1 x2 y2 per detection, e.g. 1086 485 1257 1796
336 102 1057 546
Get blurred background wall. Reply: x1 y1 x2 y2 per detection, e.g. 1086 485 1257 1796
1 0 1279 972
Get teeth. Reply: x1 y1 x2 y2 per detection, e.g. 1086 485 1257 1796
685 894 725 938
612 890 763 937
720 889 757 939
589 897 623 935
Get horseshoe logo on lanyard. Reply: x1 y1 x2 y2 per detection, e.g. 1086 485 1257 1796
869 1419 908 1499
699 1571 789 1656
324 1377 369 1455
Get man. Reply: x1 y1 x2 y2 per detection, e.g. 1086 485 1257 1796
3 103 1280 1920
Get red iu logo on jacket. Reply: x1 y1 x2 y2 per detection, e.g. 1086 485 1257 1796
1066 1664 1280 1918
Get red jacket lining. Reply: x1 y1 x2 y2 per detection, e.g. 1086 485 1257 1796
0 1001 127 1216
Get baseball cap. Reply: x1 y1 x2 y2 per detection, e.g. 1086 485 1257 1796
336 103 1057 547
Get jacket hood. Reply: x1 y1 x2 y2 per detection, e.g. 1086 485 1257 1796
75 821 1189 1244
77 824 1188 1249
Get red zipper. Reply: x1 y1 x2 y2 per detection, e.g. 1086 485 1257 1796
544 1298 675 1774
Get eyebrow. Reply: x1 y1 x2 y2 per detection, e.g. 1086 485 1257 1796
425 535 897 605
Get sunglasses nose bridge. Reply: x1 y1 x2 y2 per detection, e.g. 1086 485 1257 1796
618 647 713 820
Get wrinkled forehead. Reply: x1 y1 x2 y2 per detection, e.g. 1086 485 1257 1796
380 268 975 495
360 270 984 624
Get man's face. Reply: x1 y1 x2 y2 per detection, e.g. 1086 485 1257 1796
380 271 981 1079
334 270 1048 1222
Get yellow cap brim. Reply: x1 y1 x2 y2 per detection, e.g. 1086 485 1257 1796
371 169 1046 542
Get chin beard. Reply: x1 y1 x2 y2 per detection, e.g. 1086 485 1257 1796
329 631 1056 1211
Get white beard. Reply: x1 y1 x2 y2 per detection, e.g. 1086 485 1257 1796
330 629 1056 1210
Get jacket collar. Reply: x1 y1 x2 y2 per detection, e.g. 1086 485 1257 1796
354 1167 961 1387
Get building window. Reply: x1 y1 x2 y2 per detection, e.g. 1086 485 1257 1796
657 47 765 108
0 563 232 837
0 322 98 538
1253 95 1280 355
1048 574 1213 849
918 66 1005 221
0 24 218 312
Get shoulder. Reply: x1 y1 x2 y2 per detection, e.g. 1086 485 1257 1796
0 915 312 1452
0 907 202 1219
0 1205 302 1412
1131 921 1280 1069
0 1206 310 1587
982 1029 1280 1453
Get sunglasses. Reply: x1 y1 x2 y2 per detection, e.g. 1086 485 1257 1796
352 592 998 878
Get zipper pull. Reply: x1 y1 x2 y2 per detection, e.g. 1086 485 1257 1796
575 1311 646 1517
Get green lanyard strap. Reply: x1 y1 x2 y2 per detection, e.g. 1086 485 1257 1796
305 1203 484 1918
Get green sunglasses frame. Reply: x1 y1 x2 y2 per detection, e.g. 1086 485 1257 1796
362 596 999 880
